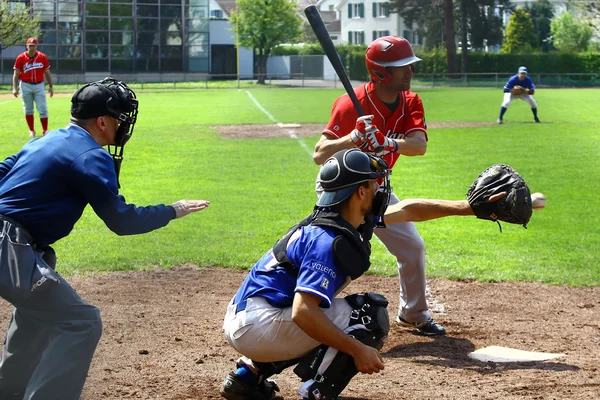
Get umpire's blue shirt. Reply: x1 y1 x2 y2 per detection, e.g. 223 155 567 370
0 124 175 248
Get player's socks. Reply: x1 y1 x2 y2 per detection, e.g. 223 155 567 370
234 364 259 385
499 107 507 120
41 117 48 132
25 114 35 131
531 108 539 118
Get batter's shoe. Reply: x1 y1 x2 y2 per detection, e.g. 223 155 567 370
29 130 36 137
496 118 503 124
220 372 280 400
396 315 447 336
534 118 541 123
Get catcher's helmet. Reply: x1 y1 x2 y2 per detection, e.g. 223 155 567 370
365 36 421 84
317 149 389 207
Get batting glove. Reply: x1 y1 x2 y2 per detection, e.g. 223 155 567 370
350 115 374 151
365 129 399 155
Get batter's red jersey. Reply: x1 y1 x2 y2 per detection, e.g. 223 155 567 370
14 51 50 84
324 81 428 169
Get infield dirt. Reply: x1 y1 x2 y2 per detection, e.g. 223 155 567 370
1 266 598 400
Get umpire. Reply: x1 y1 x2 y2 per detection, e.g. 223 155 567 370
0 78 210 400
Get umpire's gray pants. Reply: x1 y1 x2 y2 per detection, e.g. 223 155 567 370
0 273 102 400
19 81 48 118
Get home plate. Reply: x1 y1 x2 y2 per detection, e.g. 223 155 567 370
468 346 565 363
278 123 301 128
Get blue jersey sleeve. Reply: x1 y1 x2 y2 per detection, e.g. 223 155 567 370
292 228 348 307
71 149 176 235
0 154 17 180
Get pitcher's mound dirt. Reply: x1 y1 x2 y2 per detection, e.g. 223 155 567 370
1 267 598 399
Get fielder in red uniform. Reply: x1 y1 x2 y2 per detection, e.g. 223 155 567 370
12 37 54 138
313 36 446 336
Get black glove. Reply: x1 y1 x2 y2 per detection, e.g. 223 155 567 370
467 164 533 230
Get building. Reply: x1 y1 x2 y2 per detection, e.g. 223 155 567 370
0 0 252 78
337 0 421 46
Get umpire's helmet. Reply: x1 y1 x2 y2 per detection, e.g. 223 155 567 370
365 36 421 84
317 149 389 207
71 77 138 148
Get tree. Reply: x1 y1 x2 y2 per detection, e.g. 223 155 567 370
0 0 40 51
525 0 554 52
443 0 457 73
230 0 301 84
385 0 445 50
501 7 537 53
550 11 593 52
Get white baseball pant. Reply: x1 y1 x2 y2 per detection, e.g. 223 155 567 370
501 92 538 109
223 296 353 363
19 81 48 118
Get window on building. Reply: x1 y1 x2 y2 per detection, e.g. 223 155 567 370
372 3 390 18
348 3 364 19
210 9 222 19
372 30 390 41
402 30 413 42
348 31 365 45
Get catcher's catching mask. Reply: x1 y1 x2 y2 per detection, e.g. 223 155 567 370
317 149 392 228
71 77 139 187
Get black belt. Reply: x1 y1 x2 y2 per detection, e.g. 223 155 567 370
235 300 247 314
22 81 43 85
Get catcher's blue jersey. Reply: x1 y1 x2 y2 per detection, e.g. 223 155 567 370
232 225 349 309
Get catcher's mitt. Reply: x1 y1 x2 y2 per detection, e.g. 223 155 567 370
467 164 532 231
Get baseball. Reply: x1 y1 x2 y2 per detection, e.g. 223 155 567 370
531 192 546 210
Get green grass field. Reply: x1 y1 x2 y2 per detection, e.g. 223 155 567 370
1 87 599 286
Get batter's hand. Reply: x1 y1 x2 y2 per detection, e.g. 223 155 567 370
48 86 54 97
353 343 384 374
12 88 19 98
365 129 398 155
351 115 374 151
171 200 210 218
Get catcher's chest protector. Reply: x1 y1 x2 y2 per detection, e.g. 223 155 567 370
272 210 371 280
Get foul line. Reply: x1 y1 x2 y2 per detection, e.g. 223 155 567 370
245 91 312 157
0 100 15 105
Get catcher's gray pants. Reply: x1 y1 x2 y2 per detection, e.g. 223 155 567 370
0 272 102 400
315 181 430 324
19 81 48 118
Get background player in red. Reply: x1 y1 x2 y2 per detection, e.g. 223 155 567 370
12 37 54 138
313 36 446 336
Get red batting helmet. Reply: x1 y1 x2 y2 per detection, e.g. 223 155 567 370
365 36 421 84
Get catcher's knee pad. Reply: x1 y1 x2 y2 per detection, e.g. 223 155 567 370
345 292 390 347
293 293 389 400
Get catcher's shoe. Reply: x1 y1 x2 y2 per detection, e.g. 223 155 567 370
396 315 447 336
496 118 503 124
220 372 280 400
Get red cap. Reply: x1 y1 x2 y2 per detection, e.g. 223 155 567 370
26 38 38 45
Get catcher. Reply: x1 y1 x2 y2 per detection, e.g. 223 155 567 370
220 152 532 400
497 66 540 124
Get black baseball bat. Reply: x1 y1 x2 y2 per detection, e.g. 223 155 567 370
304 5 365 116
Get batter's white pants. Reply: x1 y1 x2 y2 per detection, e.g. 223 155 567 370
19 81 48 118
501 92 538 109
315 180 430 324
223 296 353 362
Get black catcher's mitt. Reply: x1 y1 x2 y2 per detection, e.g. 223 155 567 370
467 164 532 230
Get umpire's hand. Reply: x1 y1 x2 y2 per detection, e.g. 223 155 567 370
171 200 210 218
